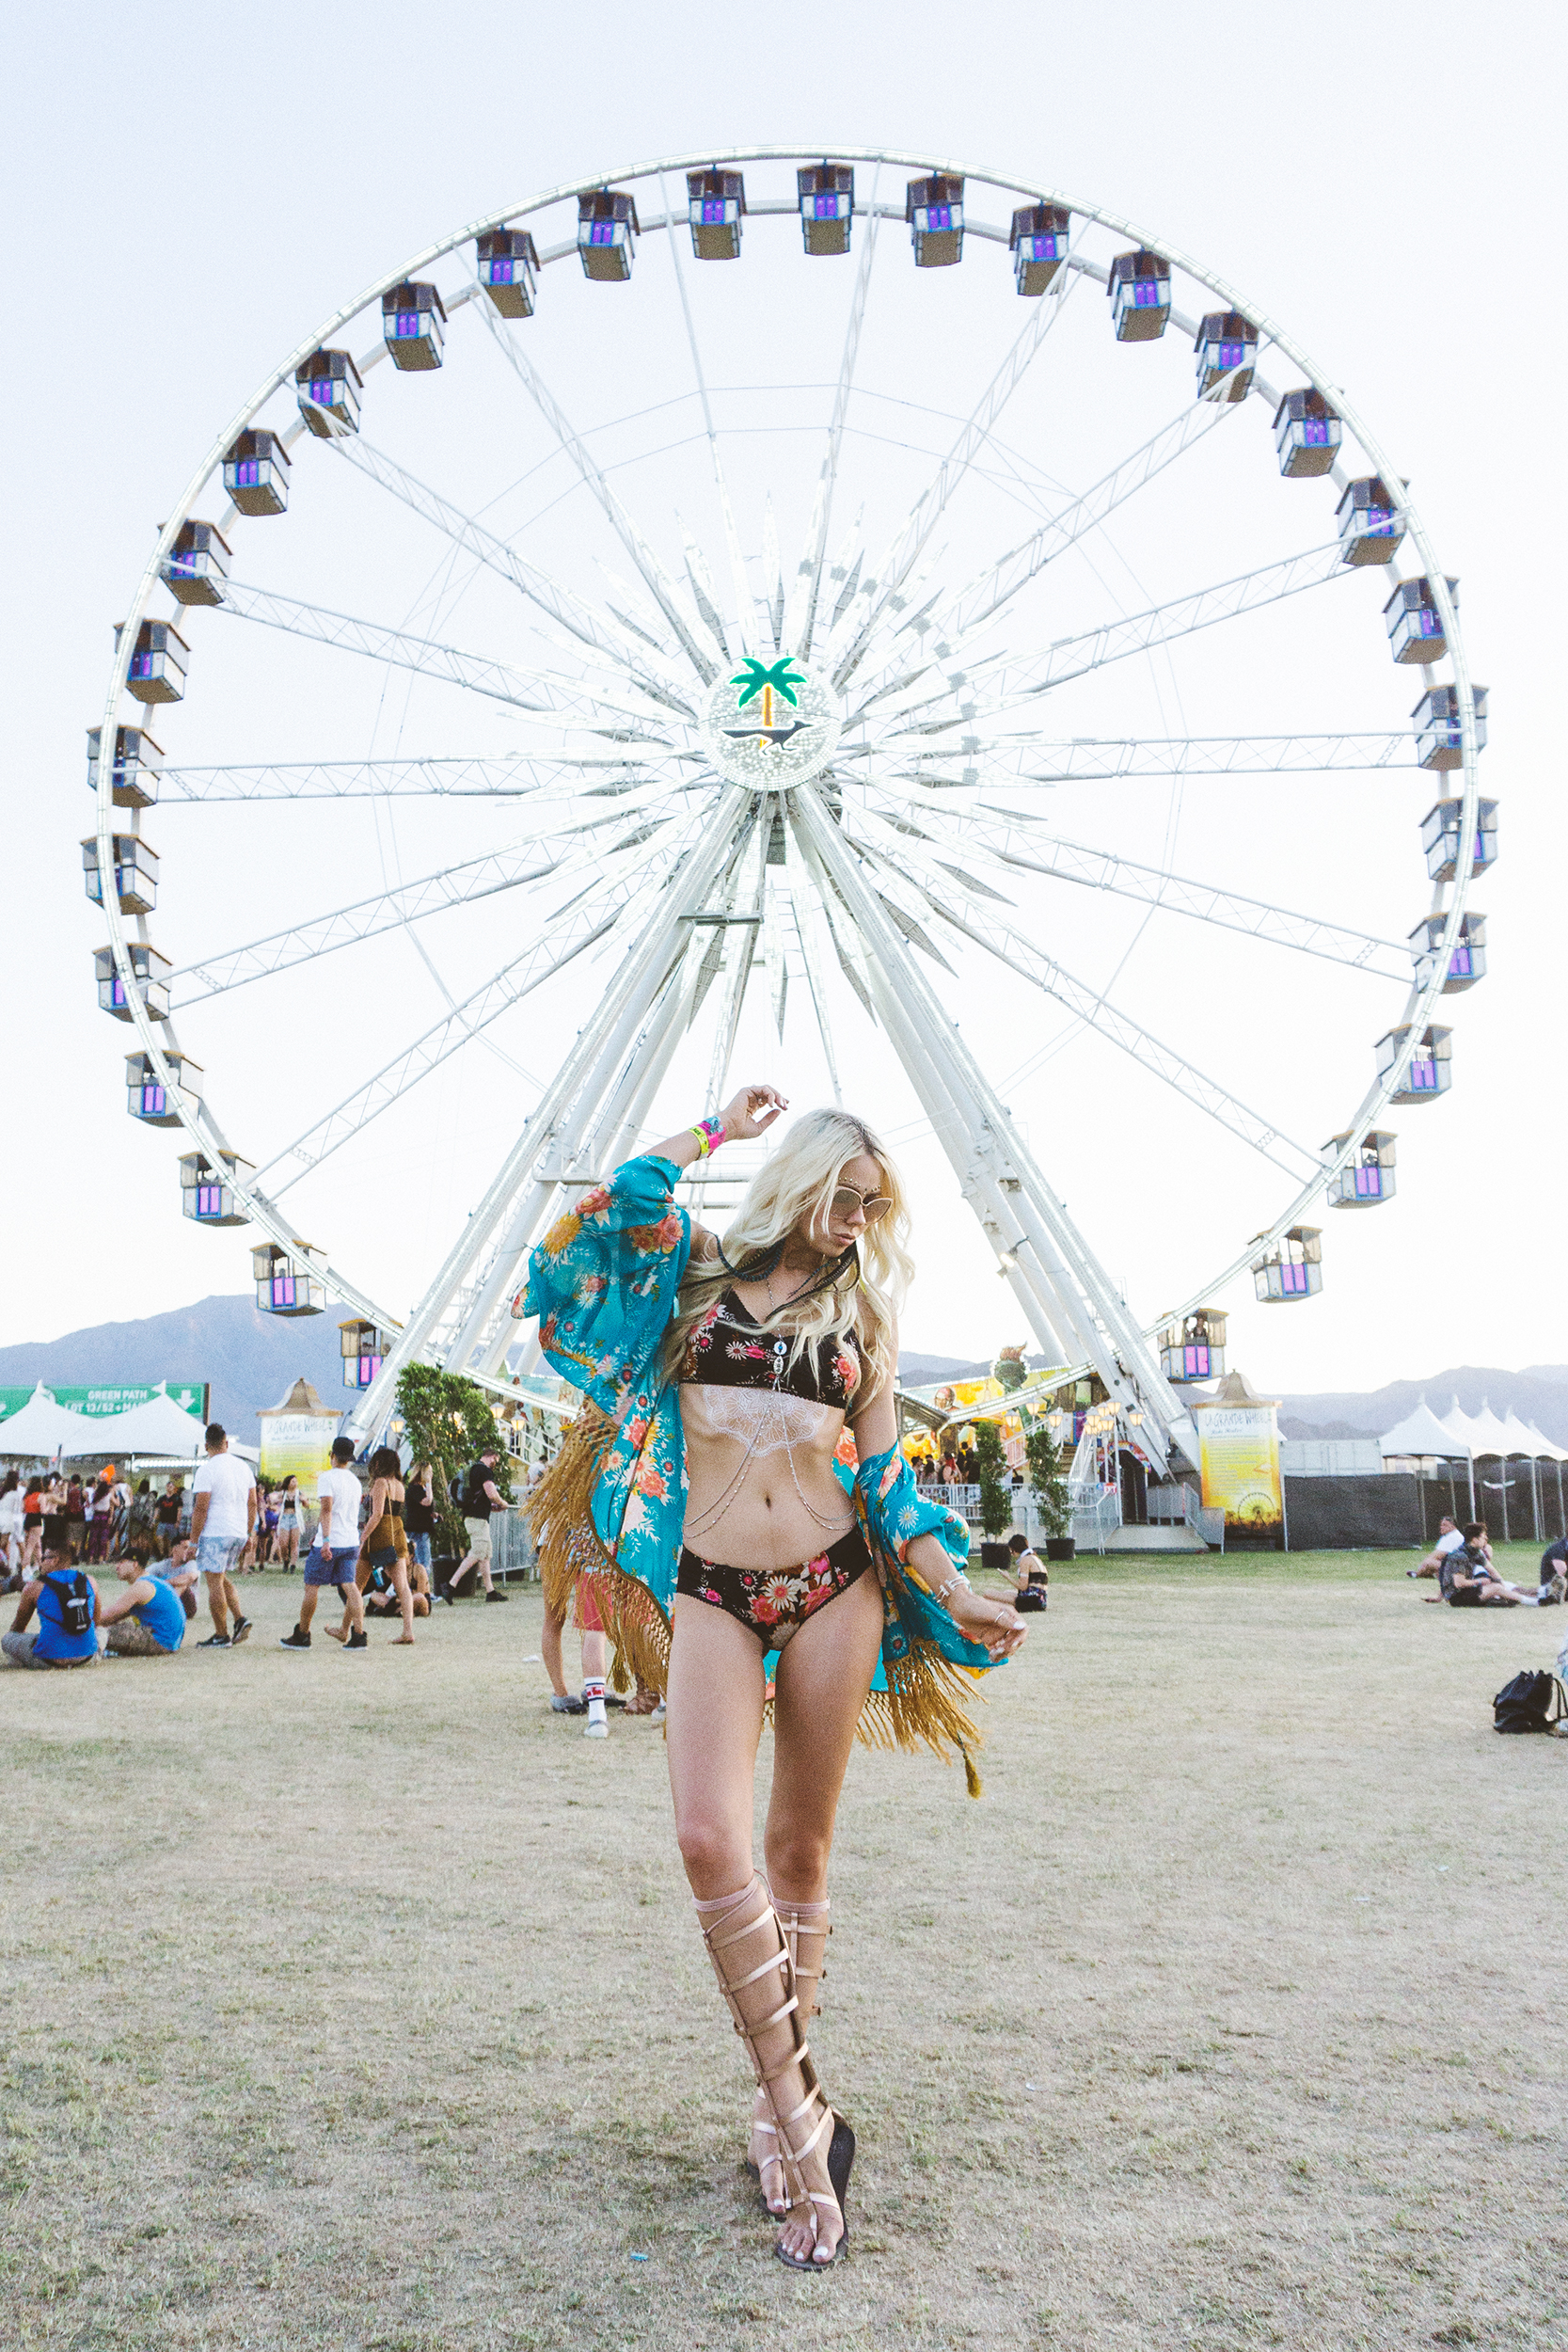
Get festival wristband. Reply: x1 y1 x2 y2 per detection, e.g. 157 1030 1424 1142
689 1115 727 1158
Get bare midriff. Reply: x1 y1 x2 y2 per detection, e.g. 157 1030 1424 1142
679 1385 856 1571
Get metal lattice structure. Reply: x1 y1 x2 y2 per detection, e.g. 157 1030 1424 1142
88 150 1487 1471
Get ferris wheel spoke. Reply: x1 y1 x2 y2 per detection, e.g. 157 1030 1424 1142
789 884 845 1104
323 429 690 699
872 545 1354 746
166 793 686 1004
656 169 752 650
869 728 1416 790
852 394 1242 692
473 296 721 683
854 846 1318 1178
153 751 692 804
977 543 1354 709
857 789 1407 976
826 265 1080 684
212 580 635 724
254 833 698 1195
790 169 885 660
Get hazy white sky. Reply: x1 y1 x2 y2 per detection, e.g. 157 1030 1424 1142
5 1 1562 1393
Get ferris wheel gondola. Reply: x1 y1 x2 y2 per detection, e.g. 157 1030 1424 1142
87 147 1489 1463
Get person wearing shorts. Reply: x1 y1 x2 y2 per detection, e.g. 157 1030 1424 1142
449 1450 507 1603
279 1438 367 1651
190 1423 256 1648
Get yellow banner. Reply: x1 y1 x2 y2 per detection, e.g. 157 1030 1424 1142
1196 1403 1283 1533
258 1411 341 1492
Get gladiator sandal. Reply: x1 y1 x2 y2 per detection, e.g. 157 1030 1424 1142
694 1878 854 2270
748 1890 832 2213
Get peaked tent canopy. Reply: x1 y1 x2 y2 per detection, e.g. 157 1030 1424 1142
0 1384 87 1457
1379 1397 1470 1459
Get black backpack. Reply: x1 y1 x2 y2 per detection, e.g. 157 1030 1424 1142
1492 1670 1567 1734
45 1567 94 1639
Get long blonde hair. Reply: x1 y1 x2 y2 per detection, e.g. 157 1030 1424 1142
665 1107 912 1401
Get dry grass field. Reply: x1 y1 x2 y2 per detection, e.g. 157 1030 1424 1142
3 1548 1566 2351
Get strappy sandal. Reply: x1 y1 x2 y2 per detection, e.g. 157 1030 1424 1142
746 1890 832 2215
695 1879 853 2270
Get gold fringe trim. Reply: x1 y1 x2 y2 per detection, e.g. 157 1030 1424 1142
854 1639 988 1798
525 1403 671 1700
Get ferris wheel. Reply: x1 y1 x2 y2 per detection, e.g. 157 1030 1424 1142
87 147 1488 1473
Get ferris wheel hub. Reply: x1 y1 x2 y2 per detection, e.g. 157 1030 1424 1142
697 652 843 788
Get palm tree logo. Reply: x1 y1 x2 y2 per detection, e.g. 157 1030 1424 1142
725 654 811 745
731 655 807 709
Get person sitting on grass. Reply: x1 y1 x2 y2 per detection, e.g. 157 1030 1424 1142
2 1535 100 1668
1409 1515 1466 1580
1008 1532 1050 1613
96 1549 192 1658
1536 1533 1568 1606
1432 1523 1540 1607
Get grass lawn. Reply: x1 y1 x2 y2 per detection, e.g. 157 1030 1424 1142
3 1554 1565 2349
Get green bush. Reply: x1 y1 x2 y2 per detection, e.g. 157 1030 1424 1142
974 1417 1015 1540
395 1364 514 1556
1025 1422 1071 1539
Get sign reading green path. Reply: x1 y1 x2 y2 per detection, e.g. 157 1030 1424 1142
0 1381 209 1422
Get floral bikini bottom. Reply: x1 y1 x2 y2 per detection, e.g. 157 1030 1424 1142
676 1526 874 1641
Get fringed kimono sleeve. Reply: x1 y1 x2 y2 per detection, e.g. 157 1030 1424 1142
521 1154 690 1659
853 1441 1002 1798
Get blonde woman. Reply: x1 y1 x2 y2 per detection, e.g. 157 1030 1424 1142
527 1085 1025 2272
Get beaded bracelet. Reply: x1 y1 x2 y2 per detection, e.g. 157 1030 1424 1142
689 1115 727 1159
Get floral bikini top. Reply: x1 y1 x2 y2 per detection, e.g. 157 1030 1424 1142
682 1289 863 1409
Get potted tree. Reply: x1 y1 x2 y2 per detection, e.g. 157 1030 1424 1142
1026 1420 1075 1561
974 1417 1015 1568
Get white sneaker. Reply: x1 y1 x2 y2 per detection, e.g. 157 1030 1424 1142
584 1718 608 1739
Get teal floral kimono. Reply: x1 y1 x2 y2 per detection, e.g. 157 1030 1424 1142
524 1152 1002 1791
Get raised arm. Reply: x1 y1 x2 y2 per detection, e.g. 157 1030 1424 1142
648 1082 788 1176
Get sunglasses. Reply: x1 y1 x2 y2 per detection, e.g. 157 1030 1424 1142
830 1184 892 1224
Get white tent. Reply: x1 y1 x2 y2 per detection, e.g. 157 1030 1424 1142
73 1391 210 1456
1381 1393 1476 1518
1380 1396 1469 1459
0 1384 86 1458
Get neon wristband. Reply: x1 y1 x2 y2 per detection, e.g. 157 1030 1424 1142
689 1116 727 1159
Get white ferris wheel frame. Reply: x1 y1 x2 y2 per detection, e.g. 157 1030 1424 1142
90 145 1482 1470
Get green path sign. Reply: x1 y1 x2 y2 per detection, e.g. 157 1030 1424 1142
0 1381 209 1422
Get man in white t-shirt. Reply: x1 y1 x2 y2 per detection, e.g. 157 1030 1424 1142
189 1422 257 1647
1410 1515 1466 1581
279 1436 367 1652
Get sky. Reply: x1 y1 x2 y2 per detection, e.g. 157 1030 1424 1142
3 0 1563 1395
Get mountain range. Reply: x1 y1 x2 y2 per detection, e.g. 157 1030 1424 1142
3 1300 1565 1451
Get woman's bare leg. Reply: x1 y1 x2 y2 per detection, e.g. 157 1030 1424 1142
759 1568 884 2261
392 1561 415 1641
666 1595 768 1896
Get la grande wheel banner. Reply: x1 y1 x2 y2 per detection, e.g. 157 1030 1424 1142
1194 1400 1285 1537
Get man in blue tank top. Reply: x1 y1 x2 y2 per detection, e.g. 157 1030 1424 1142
97 1552 190 1656
3 1535 101 1668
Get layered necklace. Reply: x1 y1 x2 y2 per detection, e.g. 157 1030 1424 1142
684 1260 855 1543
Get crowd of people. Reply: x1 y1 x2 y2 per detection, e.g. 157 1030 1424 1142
1410 1515 1568 1608
0 1426 531 1667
